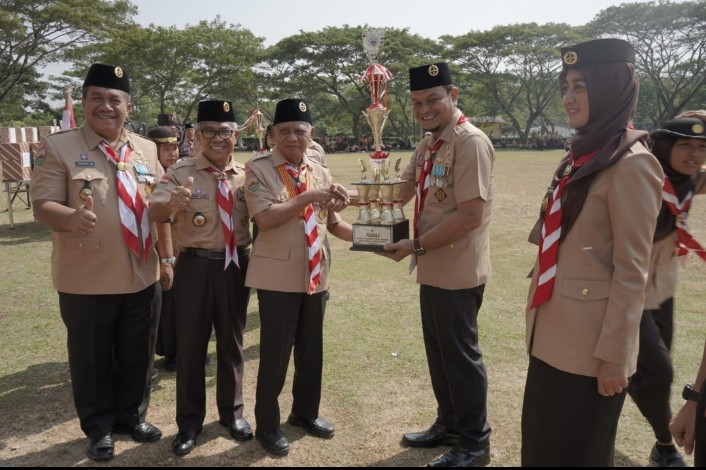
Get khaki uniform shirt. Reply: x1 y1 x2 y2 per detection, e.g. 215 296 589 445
150 152 251 250
525 142 663 377
400 110 494 290
30 122 163 295
244 148 341 293
644 169 706 309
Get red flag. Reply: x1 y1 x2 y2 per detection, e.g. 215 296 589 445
61 86 75 130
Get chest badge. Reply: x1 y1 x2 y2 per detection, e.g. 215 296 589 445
435 188 447 202
192 213 207 227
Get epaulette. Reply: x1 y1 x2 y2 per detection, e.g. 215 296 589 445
250 151 272 161
127 131 153 144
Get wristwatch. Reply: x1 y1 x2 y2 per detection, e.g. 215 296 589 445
682 383 700 402
413 238 427 256
160 257 176 266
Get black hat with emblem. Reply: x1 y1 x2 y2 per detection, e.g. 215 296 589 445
184 122 193 129
147 126 179 144
157 113 182 126
561 38 634 71
651 118 706 141
83 63 130 94
409 63 452 91
197 100 236 123
273 99 312 124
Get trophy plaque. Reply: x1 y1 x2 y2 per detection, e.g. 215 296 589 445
351 28 410 252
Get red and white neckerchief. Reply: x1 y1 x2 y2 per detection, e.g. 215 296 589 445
282 162 321 294
206 167 239 270
530 150 596 309
413 114 468 238
663 178 706 262
98 141 151 263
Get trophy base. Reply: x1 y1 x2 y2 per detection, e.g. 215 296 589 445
350 219 410 252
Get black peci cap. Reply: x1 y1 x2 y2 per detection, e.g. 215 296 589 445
157 113 182 126
651 118 706 141
184 122 193 129
197 100 236 123
561 38 635 71
409 63 452 91
273 99 312 125
147 126 179 144
83 63 130 94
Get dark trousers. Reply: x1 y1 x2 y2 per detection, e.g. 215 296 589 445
695 389 706 466
628 297 675 443
419 284 490 450
156 286 176 359
139 284 161 421
58 283 158 439
521 356 627 466
174 252 250 432
255 289 326 434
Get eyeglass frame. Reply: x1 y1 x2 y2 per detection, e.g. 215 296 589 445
198 127 236 140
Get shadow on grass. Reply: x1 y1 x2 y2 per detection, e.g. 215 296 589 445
0 362 75 452
366 446 457 467
615 449 643 467
0 219 50 245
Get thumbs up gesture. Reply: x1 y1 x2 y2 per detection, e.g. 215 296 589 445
73 195 97 236
168 176 194 213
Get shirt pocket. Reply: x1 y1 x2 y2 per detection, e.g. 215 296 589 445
252 240 290 261
69 168 107 205
61 235 101 250
561 278 611 302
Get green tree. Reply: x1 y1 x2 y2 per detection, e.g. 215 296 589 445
445 23 584 144
0 0 136 121
588 0 706 126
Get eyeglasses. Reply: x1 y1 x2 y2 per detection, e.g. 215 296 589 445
200 128 235 139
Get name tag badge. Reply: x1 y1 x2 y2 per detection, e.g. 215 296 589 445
191 193 210 199
75 161 96 167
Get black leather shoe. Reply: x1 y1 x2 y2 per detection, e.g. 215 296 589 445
172 430 199 456
163 356 177 372
219 418 253 441
151 368 159 382
287 414 335 439
86 434 114 462
256 429 289 456
650 443 687 467
427 445 490 467
402 421 460 448
113 422 162 443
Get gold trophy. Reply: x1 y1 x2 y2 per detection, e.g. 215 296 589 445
351 28 410 252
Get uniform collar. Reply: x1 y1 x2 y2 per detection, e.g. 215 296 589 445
82 121 132 151
432 109 464 145
195 151 240 174
271 147 313 171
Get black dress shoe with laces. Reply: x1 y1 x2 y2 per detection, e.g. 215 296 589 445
256 428 289 456
287 414 335 439
172 429 199 456
402 421 460 448
427 444 490 468
87 434 114 462
650 443 687 467
219 418 253 441
113 422 162 443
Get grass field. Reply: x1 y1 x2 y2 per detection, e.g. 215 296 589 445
1 149 705 466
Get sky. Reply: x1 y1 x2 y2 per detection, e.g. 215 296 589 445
133 0 656 46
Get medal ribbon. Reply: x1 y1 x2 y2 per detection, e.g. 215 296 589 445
206 167 239 270
530 150 596 309
282 163 321 294
663 179 706 262
98 141 151 263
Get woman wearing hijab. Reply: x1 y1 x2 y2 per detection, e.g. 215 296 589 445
521 38 664 467
628 116 706 467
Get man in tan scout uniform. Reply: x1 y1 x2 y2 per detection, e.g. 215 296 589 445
244 98 351 456
148 100 253 456
381 63 494 468
30 63 163 462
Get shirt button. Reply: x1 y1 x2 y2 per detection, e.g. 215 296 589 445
79 242 83 248
582 288 590 296
269 251 274 256
449 244 454 249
